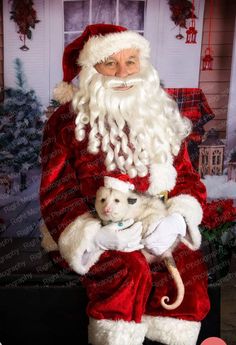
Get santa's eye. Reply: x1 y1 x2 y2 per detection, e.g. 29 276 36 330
101 198 106 203
104 61 116 67
115 199 120 203
126 60 135 65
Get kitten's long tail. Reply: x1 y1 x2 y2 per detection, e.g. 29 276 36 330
161 256 185 310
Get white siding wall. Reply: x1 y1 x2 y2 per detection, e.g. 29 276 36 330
147 0 205 88
3 0 50 106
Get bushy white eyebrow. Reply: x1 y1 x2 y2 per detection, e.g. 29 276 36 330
105 55 138 63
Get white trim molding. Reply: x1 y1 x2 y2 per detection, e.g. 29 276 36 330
226 16 236 154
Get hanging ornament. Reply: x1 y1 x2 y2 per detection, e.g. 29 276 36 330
176 27 184 40
202 47 214 70
202 0 214 70
185 0 197 43
9 0 40 51
168 0 196 39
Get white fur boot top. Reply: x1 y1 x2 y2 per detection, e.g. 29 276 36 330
142 315 201 345
88 318 147 345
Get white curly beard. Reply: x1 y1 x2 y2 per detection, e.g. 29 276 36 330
72 63 191 178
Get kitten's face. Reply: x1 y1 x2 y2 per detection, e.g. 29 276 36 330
95 186 138 222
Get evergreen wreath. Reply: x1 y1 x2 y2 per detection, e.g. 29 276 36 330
9 0 40 51
168 0 196 29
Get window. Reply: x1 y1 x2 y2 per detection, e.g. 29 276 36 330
63 0 146 46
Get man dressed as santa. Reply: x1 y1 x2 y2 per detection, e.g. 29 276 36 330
40 24 210 345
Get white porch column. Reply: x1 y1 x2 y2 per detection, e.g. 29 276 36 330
226 17 236 154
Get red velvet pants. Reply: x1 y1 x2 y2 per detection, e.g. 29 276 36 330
82 244 210 323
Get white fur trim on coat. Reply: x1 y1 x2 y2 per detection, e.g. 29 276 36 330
88 318 147 345
58 213 103 275
148 162 177 195
53 81 78 104
79 31 150 67
166 195 203 250
142 315 201 345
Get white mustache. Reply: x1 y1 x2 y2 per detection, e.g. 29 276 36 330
102 75 143 89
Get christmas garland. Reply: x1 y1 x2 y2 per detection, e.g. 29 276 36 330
9 0 40 51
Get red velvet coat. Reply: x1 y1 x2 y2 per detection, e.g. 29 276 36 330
39 103 210 323
40 103 206 240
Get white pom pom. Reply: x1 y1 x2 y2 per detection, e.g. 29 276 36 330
53 81 78 104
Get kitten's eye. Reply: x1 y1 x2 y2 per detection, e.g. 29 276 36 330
127 198 137 205
115 199 120 203
101 198 106 203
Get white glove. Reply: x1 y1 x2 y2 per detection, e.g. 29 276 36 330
95 219 143 252
142 213 186 256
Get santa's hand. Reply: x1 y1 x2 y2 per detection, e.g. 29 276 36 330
95 219 143 251
142 213 186 256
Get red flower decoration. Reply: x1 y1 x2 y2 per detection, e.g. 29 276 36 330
202 199 236 230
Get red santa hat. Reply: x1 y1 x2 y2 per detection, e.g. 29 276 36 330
53 23 150 104
104 174 135 194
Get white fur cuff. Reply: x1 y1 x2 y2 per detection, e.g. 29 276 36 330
58 213 103 275
143 315 201 345
88 318 147 345
166 195 203 250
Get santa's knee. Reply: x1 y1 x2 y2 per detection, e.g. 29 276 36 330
83 250 152 322
86 250 152 285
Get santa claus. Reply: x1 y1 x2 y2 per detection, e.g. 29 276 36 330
40 24 210 345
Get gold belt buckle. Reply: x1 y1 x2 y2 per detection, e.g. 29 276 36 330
159 190 168 203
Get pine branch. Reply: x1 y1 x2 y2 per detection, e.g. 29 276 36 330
14 58 27 89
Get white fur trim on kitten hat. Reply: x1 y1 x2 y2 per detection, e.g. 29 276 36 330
104 176 135 193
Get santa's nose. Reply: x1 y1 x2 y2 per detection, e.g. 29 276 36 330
115 64 129 78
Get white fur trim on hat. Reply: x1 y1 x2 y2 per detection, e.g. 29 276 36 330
79 30 150 67
148 162 177 195
166 194 203 250
142 315 201 345
88 318 147 345
104 176 135 193
58 212 103 275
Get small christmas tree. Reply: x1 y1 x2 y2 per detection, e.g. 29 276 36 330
0 58 44 191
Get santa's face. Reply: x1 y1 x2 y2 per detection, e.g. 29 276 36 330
94 48 140 91
73 50 190 178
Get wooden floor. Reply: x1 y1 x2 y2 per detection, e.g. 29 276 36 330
221 252 236 345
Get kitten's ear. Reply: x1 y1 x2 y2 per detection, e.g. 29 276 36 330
127 198 137 205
